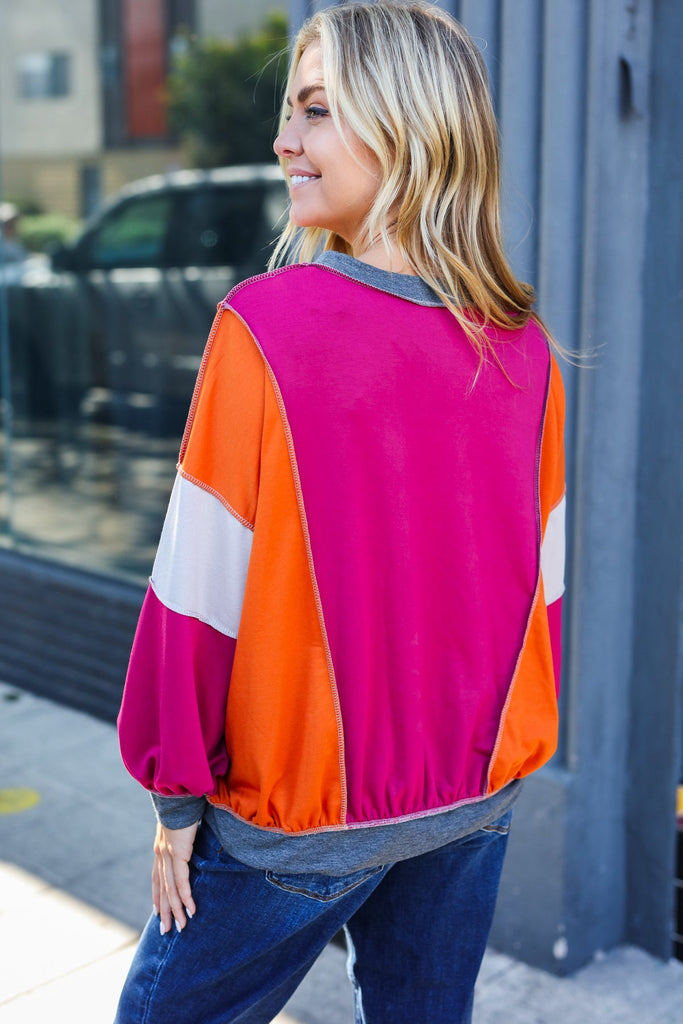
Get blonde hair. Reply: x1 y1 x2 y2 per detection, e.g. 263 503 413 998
271 0 556 365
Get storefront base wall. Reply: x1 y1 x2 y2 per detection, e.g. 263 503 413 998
0 547 143 723
490 771 578 976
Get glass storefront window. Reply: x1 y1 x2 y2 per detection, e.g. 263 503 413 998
0 0 287 584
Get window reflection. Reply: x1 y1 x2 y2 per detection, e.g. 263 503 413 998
0 1 288 583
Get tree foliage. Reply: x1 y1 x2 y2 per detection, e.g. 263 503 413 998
167 12 289 168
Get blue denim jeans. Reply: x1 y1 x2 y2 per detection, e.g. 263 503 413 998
114 809 511 1024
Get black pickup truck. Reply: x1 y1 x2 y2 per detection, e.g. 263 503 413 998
7 163 287 429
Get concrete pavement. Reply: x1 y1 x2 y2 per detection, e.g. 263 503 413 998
1 680 682 1022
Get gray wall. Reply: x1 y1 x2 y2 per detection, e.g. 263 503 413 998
626 0 683 958
289 0 683 973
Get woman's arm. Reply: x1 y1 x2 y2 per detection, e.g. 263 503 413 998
118 308 265 795
117 309 266 926
118 581 237 796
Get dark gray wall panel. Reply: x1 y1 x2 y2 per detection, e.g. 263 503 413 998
625 0 683 959
0 548 143 723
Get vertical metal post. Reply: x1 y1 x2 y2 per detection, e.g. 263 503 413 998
625 0 683 959
498 0 542 285
289 0 311 39
458 0 501 106
0 34 16 544
535 0 588 765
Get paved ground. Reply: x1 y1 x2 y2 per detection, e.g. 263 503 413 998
1 680 682 1023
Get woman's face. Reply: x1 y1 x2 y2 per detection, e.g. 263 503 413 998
274 44 382 249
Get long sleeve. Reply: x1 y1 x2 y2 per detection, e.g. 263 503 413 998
117 307 266 800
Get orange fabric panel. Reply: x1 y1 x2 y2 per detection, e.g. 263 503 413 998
209 333 344 830
539 354 566 530
180 310 265 528
487 587 559 792
487 357 564 792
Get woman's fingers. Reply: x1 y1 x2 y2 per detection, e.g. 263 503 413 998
172 852 196 921
161 848 187 931
151 855 161 917
158 865 174 935
152 821 200 934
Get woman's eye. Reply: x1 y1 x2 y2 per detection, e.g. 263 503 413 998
305 105 328 120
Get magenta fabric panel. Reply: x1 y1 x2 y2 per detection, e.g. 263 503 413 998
547 597 563 698
118 585 235 796
230 266 549 822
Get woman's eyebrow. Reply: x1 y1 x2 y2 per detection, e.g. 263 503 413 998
286 83 326 107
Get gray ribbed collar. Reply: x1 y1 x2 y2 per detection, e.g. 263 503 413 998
315 250 444 306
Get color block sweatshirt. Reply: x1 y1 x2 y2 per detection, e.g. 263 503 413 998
117 252 566 875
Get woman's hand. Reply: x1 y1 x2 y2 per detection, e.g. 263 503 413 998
152 820 199 935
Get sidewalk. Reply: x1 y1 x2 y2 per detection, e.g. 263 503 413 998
1 680 681 1023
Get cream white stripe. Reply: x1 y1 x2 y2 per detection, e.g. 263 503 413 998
151 473 252 638
541 494 566 605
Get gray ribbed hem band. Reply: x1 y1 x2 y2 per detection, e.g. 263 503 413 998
197 780 522 876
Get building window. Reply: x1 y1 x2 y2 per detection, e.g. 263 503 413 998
17 53 71 99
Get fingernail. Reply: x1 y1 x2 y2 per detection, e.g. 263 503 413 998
175 920 182 933
153 904 159 916
185 907 193 919
159 921 166 935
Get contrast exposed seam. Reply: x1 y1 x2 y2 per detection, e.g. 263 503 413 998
210 780 519 834
148 578 239 640
549 488 567 515
535 349 552 558
220 262 445 308
221 265 301 307
176 467 255 531
179 305 224 462
486 349 553 791
225 304 348 826
486 580 543 791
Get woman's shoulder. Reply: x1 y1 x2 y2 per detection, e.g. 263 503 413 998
221 263 333 312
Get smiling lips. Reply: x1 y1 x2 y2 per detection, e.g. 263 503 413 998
289 174 320 186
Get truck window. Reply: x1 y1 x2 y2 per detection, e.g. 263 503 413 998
88 194 172 268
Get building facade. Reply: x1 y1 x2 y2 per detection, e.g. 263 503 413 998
0 0 281 218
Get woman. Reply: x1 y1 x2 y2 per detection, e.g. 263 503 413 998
115 3 566 1022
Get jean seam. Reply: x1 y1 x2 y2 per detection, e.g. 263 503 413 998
141 852 211 1022
265 865 382 902
141 928 181 1023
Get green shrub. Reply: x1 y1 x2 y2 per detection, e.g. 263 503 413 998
168 11 289 168
19 214 81 253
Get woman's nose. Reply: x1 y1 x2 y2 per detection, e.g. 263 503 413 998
274 119 302 158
